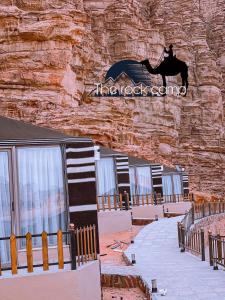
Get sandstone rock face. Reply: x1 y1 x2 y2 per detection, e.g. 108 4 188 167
0 0 224 195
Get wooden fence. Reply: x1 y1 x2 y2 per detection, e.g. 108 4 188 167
178 201 225 265
209 233 225 270
97 193 191 211
0 224 97 276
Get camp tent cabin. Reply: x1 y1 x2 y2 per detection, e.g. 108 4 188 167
95 146 189 208
0 116 98 264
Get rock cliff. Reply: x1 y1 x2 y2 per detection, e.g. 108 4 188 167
0 0 224 195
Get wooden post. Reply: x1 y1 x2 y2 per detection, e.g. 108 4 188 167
146 194 149 205
126 193 130 210
191 203 195 224
42 231 49 271
83 227 87 263
200 228 205 261
93 225 97 260
80 228 84 265
90 225 94 259
0 257 1 276
107 194 111 211
114 194 117 210
208 231 213 266
181 225 185 252
177 222 181 247
142 194 144 206
69 224 77 270
96 196 99 212
26 232 33 273
101 195 105 211
86 226 91 260
217 234 222 263
10 234 17 275
57 230 64 269
119 194 123 210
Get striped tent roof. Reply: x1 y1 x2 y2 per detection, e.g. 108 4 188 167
0 115 91 145
99 146 179 173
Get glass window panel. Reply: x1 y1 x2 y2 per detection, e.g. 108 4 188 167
173 174 182 195
129 167 136 197
0 151 11 264
96 157 116 203
162 175 173 196
136 166 152 196
17 147 66 247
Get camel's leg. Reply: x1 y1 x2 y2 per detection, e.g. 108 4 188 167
161 75 167 96
181 71 188 96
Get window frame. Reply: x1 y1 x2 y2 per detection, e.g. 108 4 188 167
0 144 69 242
0 147 14 234
129 164 153 196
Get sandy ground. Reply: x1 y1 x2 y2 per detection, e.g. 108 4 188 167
99 226 144 266
102 287 146 300
100 226 146 300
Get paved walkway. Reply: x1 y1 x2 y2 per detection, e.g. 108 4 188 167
125 216 225 300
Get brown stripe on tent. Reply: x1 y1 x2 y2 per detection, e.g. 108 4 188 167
67 162 96 168
66 142 93 148
68 182 97 206
66 151 95 160
68 172 96 180
117 173 130 183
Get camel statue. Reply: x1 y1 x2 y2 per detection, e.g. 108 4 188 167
140 56 189 96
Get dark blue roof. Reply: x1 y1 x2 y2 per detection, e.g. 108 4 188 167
105 60 151 86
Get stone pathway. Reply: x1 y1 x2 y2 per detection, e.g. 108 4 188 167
125 216 225 300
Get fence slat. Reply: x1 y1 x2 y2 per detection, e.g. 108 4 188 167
42 231 49 271
86 226 91 260
90 225 94 260
83 227 87 263
96 196 99 212
10 234 17 275
26 232 33 273
114 194 117 210
76 228 81 266
108 194 111 211
101 195 105 211
119 194 123 209
57 230 64 269
126 193 130 210
93 225 97 260
80 228 84 265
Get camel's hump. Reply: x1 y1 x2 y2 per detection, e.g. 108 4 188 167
105 59 151 86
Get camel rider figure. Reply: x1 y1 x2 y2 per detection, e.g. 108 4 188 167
164 44 175 61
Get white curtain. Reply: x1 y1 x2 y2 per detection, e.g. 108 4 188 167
17 147 66 247
136 167 152 196
162 175 173 196
0 152 11 264
129 167 136 197
96 158 116 202
173 174 182 195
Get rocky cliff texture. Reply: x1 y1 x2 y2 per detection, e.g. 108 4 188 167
0 0 224 195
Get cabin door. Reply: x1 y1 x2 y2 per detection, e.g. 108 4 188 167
0 150 12 264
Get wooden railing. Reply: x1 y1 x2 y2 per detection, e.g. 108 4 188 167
178 201 225 264
0 224 97 276
209 233 225 270
97 193 191 211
